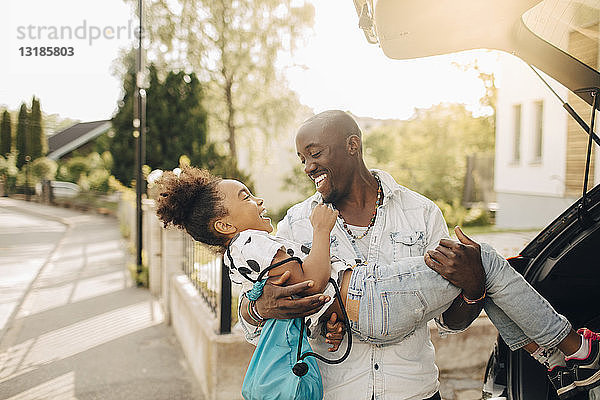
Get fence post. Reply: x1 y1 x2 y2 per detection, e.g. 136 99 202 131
161 228 185 324
219 258 232 334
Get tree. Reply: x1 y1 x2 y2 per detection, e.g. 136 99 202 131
110 54 137 185
0 110 11 156
144 64 209 171
29 97 46 159
135 0 314 165
16 103 28 169
453 59 498 130
111 56 239 186
363 103 495 206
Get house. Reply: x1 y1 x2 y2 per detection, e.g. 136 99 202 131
47 120 112 160
494 25 598 228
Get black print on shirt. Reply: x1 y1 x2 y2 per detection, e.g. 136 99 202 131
238 266 252 278
246 259 261 272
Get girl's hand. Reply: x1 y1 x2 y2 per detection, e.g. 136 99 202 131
309 204 339 234
325 312 345 352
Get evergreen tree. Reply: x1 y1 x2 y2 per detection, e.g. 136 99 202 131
16 103 29 169
0 110 12 156
29 97 46 159
111 58 239 186
110 54 137 185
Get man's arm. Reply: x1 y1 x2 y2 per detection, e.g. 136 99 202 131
423 204 483 330
240 271 330 324
425 226 486 330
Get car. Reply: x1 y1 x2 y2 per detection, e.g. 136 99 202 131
350 1 599 399
48 181 81 198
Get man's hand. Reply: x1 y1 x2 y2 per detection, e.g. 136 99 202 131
424 226 486 299
324 312 345 352
254 271 330 319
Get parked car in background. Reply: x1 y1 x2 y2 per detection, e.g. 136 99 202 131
351 0 599 399
36 181 81 198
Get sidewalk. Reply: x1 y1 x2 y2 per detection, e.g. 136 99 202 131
0 198 202 400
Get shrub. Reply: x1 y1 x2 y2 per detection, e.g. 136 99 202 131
435 199 491 228
57 156 90 183
88 168 111 192
0 154 18 178
30 157 58 182
463 206 492 226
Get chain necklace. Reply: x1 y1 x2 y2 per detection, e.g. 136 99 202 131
337 175 382 240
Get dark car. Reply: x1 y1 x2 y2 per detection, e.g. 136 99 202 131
350 0 599 399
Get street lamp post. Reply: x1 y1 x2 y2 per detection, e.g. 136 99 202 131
134 0 146 274
25 155 31 201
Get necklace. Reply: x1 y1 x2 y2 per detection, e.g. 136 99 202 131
337 175 382 240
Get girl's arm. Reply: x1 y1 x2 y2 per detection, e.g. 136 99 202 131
265 204 337 295
241 204 338 327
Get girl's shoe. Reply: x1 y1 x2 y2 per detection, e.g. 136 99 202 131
547 365 577 399
566 328 600 391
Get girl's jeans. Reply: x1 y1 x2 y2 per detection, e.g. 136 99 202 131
346 243 571 350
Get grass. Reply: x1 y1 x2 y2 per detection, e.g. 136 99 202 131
53 191 119 214
128 262 149 287
455 225 541 236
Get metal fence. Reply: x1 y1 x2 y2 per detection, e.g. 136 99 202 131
182 234 232 334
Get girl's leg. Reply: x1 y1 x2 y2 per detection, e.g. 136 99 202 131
479 243 572 350
342 257 460 344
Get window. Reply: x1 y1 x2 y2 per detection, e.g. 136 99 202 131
513 104 521 163
532 100 544 162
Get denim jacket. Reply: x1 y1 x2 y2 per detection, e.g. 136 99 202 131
238 169 451 400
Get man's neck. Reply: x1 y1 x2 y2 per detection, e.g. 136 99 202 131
333 167 379 226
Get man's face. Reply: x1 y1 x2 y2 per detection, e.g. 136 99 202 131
295 124 352 203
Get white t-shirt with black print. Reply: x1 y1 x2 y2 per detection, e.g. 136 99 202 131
224 229 348 324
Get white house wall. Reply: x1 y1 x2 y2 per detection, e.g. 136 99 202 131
494 54 578 228
495 55 569 197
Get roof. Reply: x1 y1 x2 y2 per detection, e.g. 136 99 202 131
47 120 111 160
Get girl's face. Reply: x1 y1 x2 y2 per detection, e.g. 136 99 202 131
217 179 273 234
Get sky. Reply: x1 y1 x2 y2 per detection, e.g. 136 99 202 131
0 0 501 123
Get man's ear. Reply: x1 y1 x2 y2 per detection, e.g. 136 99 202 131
347 135 361 156
214 218 236 235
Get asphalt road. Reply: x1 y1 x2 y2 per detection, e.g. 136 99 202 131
0 198 203 400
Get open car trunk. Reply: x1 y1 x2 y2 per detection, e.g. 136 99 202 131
354 0 600 109
351 1 600 398
484 183 600 399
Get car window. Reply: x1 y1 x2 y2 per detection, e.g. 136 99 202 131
523 0 599 72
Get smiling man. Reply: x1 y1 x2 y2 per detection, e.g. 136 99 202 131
238 110 485 400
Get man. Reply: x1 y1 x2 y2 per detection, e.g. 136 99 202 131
238 110 485 399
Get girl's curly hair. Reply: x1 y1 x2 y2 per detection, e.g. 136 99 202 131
155 166 229 251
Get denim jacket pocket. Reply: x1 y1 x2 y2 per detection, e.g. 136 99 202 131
390 231 425 260
380 290 426 341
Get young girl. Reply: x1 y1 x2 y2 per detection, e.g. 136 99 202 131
155 166 599 400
